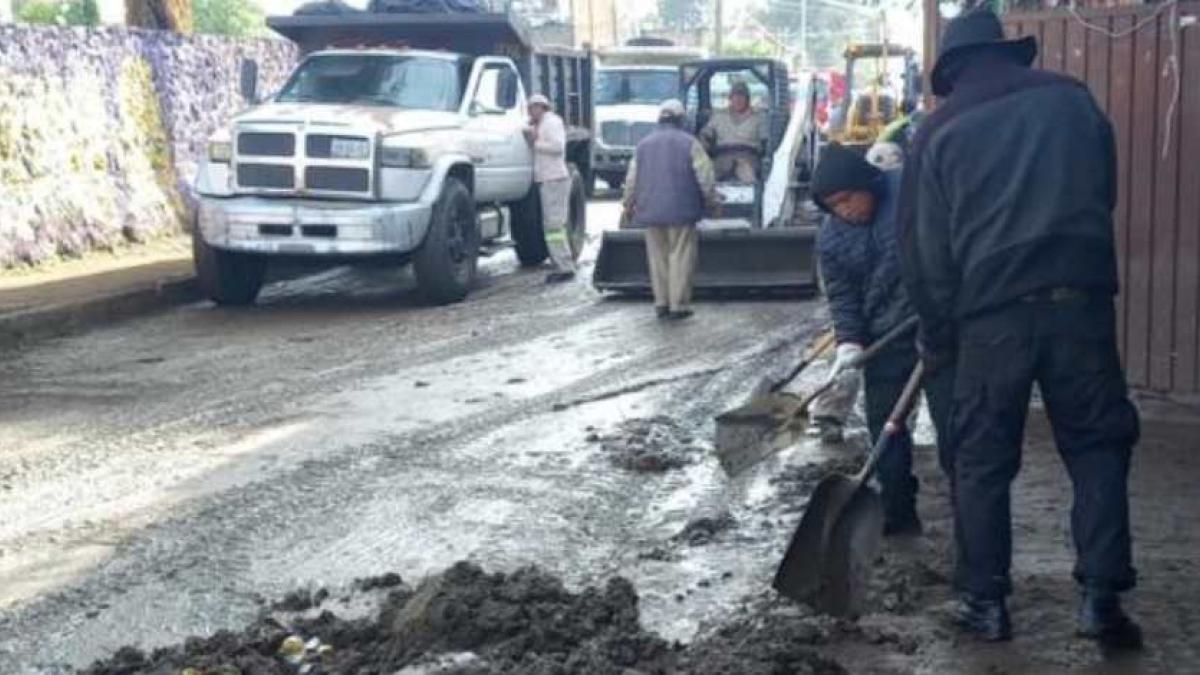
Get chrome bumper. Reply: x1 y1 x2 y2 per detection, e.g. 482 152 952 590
197 196 432 256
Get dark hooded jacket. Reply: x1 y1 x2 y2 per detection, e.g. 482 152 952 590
815 149 913 346
898 57 1118 351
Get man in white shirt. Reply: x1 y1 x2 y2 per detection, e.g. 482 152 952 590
525 94 575 283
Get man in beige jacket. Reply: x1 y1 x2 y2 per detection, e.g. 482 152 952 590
525 94 575 283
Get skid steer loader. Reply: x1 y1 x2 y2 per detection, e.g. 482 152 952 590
592 58 820 295
827 43 918 152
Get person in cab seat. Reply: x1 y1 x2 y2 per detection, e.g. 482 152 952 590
700 81 766 183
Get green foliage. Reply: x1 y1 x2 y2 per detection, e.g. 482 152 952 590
194 0 263 37
16 0 99 26
657 0 703 33
757 0 877 69
722 39 777 59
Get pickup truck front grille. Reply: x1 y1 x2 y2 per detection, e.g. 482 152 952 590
601 121 630 147
237 163 294 190
630 122 655 145
233 128 375 198
601 121 657 149
238 132 295 157
306 167 370 193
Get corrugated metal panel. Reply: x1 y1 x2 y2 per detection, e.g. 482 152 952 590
923 1 1200 393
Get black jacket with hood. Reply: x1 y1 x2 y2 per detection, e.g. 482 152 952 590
898 57 1119 351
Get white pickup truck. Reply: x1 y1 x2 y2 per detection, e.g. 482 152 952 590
193 12 593 305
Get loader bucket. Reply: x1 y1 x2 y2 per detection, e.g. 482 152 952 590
592 227 818 294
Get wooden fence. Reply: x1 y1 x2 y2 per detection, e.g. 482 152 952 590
924 2 1200 394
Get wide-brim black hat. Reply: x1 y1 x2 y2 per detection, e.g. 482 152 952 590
931 8 1037 96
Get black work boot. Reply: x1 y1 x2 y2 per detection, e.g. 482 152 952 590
956 594 1012 642
1077 589 1143 650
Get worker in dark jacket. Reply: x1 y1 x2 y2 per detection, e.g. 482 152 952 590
812 142 954 536
899 9 1141 648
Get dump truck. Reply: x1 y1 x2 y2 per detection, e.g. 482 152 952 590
592 41 706 191
192 9 594 305
592 58 820 295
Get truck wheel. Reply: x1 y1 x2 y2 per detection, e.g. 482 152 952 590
605 175 624 192
414 177 479 305
567 164 587 261
193 228 266 306
510 184 548 267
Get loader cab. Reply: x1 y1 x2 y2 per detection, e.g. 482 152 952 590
679 59 791 226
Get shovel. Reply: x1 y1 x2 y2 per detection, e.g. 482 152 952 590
772 361 925 615
714 316 918 476
747 329 838 400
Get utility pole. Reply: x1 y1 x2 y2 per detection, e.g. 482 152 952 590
610 0 619 46
799 0 808 70
713 0 723 55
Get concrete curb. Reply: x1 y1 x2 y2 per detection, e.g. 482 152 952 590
0 275 199 349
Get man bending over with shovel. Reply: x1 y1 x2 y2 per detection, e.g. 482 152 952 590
810 142 954 536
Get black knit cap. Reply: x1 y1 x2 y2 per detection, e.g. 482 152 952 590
932 8 1037 96
811 142 882 213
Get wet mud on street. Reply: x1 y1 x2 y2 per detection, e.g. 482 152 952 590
2 200 1199 673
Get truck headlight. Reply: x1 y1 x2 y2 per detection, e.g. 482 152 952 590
380 146 430 169
208 141 232 163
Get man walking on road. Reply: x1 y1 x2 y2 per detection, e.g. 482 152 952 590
900 9 1142 647
622 99 717 320
810 141 954 535
525 94 575 283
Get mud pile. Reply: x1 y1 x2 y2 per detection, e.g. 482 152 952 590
83 562 678 675
83 557 940 675
589 417 704 473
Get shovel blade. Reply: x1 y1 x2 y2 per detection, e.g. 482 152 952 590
772 474 859 602
714 393 805 476
813 488 884 617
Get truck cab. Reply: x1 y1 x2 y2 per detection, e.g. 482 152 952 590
193 11 592 306
591 43 705 191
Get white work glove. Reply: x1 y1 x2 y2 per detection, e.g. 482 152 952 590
830 342 864 378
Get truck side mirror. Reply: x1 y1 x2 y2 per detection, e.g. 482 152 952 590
240 59 260 105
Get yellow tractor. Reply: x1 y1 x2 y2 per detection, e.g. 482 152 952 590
828 43 919 152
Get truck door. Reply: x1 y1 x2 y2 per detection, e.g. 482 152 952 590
463 58 532 203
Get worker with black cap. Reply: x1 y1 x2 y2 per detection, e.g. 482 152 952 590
700 80 766 182
899 8 1141 647
810 141 955 537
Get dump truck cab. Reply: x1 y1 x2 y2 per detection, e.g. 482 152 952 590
592 42 706 191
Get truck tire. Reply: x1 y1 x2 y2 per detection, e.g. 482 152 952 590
566 164 587 261
604 174 624 192
414 177 479 305
193 228 266 306
510 184 548 267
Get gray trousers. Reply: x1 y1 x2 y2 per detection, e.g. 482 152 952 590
538 179 575 273
645 225 698 311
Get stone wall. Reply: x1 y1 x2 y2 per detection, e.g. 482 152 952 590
0 25 295 268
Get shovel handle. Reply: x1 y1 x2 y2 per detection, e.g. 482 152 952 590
859 361 925 481
769 330 838 393
792 316 920 417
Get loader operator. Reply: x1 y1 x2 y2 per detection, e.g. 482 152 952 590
810 141 954 537
900 8 1141 648
622 99 718 320
700 81 765 183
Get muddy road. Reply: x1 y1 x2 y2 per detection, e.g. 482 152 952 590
2 199 1198 674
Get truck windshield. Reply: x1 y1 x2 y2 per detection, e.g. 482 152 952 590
276 54 461 111
596 70 677 106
